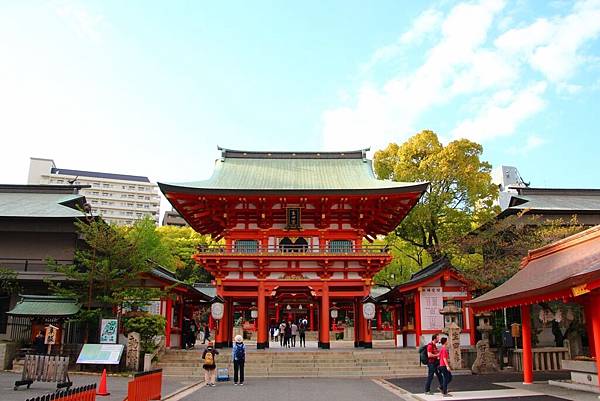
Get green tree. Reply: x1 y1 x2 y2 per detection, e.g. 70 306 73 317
456 213 584 290
373 130 499 263
156 225 215 284
0 266 20 295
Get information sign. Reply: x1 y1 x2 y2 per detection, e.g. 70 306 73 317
419 287 444 331
76 344 124 365
100 319 118 344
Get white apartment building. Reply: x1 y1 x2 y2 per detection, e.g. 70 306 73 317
28 158 161 225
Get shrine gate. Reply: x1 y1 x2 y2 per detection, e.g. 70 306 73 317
159 148 426 349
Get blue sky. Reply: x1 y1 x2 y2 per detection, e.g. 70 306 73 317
1 0 599 200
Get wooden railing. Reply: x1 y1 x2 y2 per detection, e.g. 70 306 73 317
512 347 570 371
25 383 96 401
124 369 162 401
197 244 390 256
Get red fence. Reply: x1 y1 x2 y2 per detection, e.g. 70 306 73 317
125 369 162 401
25 383 96 401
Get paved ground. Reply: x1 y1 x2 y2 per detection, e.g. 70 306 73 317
180 377 404 401
386 371 600 401
0 371 198 401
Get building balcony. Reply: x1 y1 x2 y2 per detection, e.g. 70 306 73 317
196 244 391 259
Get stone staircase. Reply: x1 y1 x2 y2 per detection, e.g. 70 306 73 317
156 347 425 378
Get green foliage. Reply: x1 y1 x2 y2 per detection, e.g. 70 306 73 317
0 266 20 295
456 213 585 290
156 226 215 284
123 314 167 353
373 234 432 287
119 217 176 270
374 130 499 262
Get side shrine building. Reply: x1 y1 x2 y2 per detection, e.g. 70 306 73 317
160 148 427 349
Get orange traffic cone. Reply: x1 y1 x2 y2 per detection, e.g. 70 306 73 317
97 368 110 396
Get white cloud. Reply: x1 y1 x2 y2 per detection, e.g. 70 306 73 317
507 134 548 155
323 0 600 149
451 82 547 141
55 1 105 43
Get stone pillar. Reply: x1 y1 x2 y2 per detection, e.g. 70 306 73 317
126 332 141 371
257 282 267 349
319 284 330 349
521 305 533 384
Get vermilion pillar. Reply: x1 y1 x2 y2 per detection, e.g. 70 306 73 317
275 305 280 324
521 304 534 384
584 297 596 357
309 304 314 331
468 306 476 346
590 292 600 388
257 282 268 349
354 298 363 347
362 311 373 348
392 307 398 347
208 314 214 331
319 284 330 349
376 306 382 330
415 291 422 347
165 298 173 348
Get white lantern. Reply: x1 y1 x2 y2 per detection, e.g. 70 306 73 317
250 308 258 319
210 296 225 320
330 307 338 319
298 304 303 310
286 304 291 310
362 296 376 320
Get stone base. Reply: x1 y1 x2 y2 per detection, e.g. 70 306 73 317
363 342 372 349
256 342 268 349
318 342 330 349
548 379 600 394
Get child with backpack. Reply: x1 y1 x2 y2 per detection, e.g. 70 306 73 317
202 341 219 387
232 334 246 385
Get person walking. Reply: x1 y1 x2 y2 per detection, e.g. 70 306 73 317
202 322 211 344
291 322 298 347
298 320 306 347
438 337 453 397
202 341 219 387
424 333 443 395
279 321 286 347
232 335 246 385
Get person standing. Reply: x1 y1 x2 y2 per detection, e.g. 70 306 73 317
189 319 198 349
33 330 45 354
438 337 453 397
298 321 306 347
232 335 246 385
202 342 219 387
279 321 286 347
284 322 292 348
424 334 443 395
291 322 298 347
202 322 211 344
182 316 191 349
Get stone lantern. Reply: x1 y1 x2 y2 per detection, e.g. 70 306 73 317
476 312 494 340
472 312 499 374
439 299 462 369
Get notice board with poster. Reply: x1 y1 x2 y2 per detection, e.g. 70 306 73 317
419 287 444 331
76 344 124 365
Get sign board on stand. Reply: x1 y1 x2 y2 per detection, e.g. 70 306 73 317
419 287 444 331
76 344 124 365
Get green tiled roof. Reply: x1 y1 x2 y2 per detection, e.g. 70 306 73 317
160 148 427 193
0 192 86 218
7 295 80 316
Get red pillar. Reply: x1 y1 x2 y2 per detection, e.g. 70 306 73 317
257 282 267 349
467 306 476 346
392 307 398 347
319 284 330 349
208 314 214 331
521 304 534 384
584 297 596 357
275 305 280 324
415 291 422 347
362 308 373 348
165 298 172 348
590 292 600 388
376 306 383 330
309 304 314 331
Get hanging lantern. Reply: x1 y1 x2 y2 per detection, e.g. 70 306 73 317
330 306 338 319
210 295 225 320
250 306 258 319
298 304 303 310
286 304 291 310
362 295 377 320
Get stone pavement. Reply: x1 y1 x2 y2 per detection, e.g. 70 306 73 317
386 371 600 401
0 370 199 401
180 377 404 401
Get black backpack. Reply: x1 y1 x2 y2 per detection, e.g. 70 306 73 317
418 344 429 365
